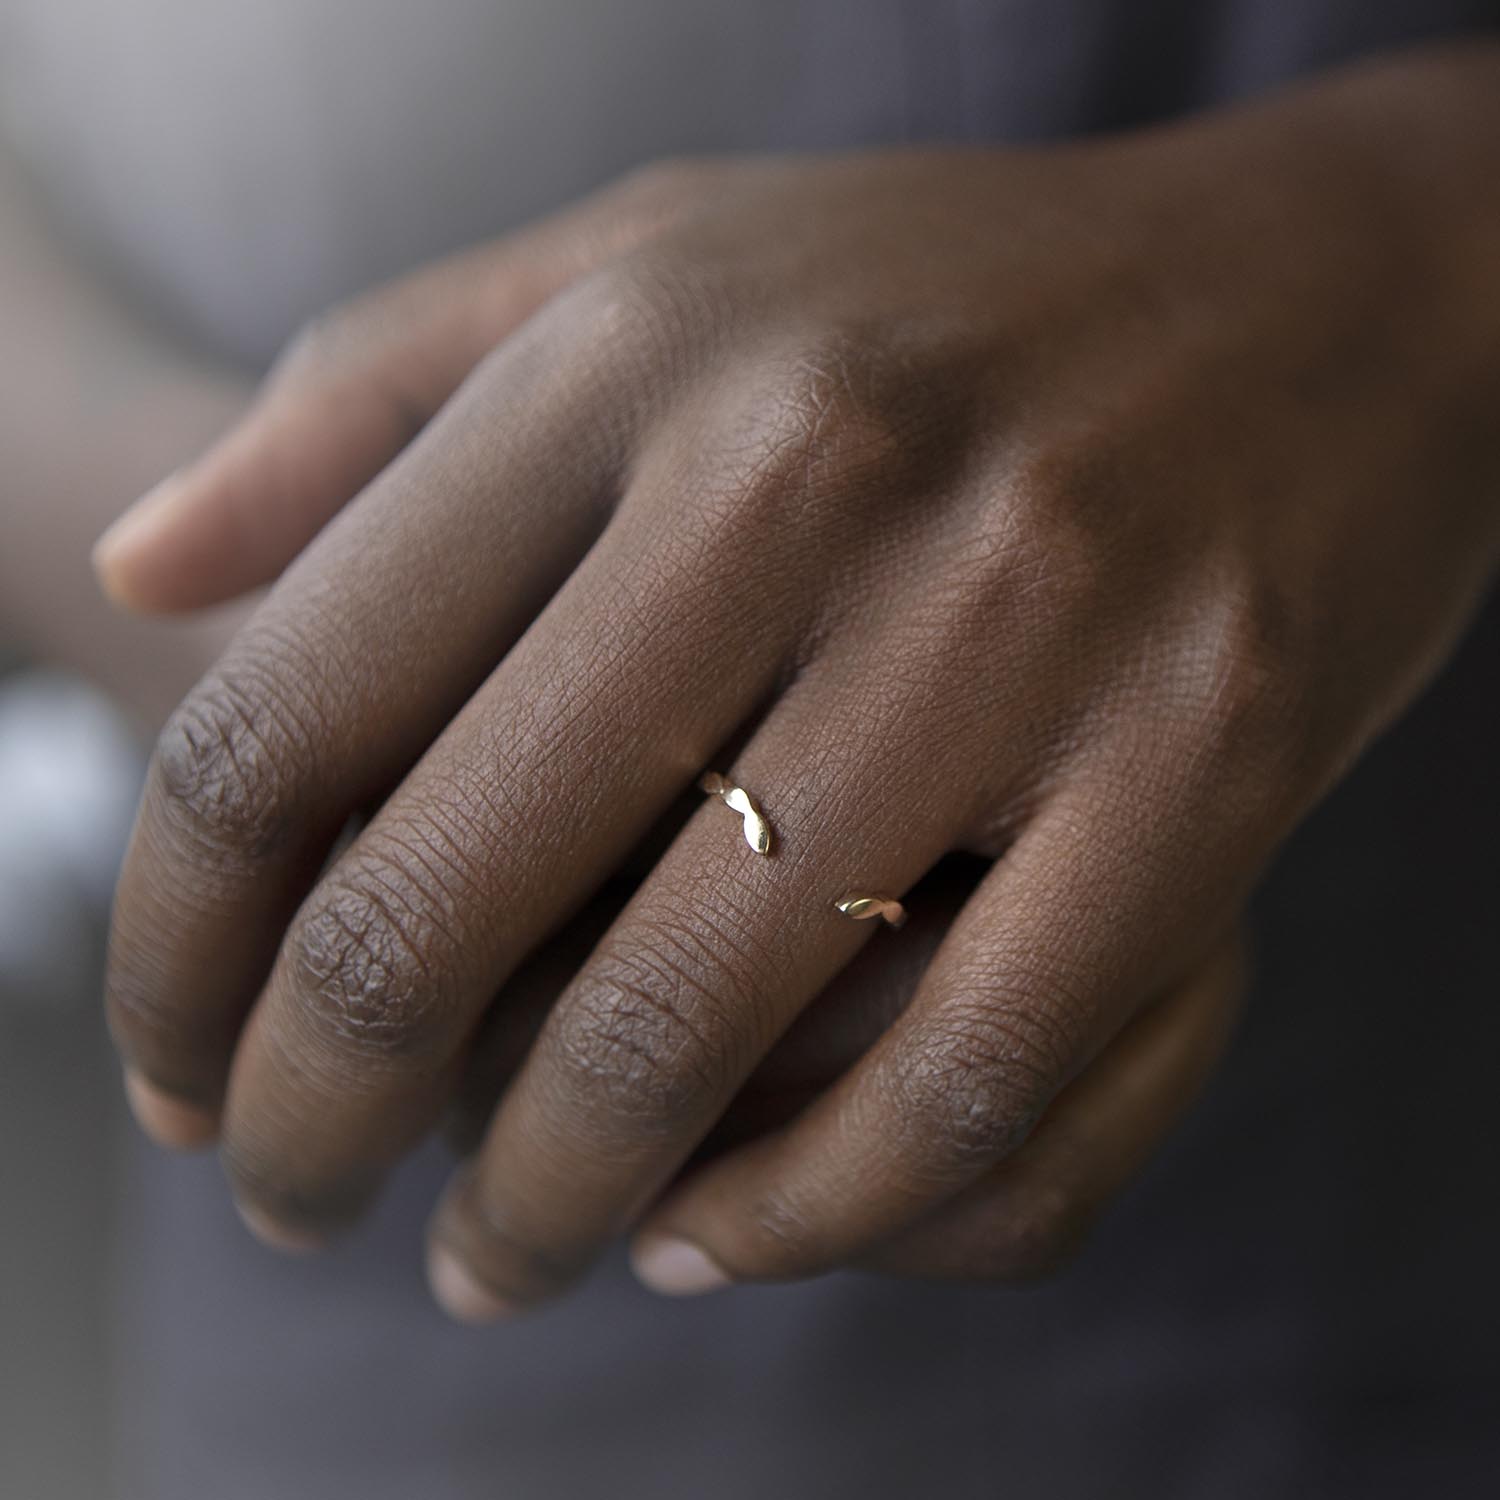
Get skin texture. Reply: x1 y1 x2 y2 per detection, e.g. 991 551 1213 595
96 46 1500 1315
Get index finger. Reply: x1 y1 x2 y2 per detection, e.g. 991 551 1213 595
105 299 631 1142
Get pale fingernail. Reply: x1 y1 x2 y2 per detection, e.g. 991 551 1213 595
630 1234 732 1297
427 1244 515 1324
122 1068 218 1150
235 1201 326 1255
91 471 190 606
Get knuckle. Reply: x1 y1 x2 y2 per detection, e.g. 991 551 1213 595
724 333 925 525
284 859 460 1067
1005 430 1117 525
553 253 715 381
545 940 739 1137
153 670 311 859
1215 585 1313 746
996 434 1137 609
1170 572 1318 803
890 998 1074 1172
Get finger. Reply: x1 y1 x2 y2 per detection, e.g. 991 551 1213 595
444 880 628 1157
422 667 968 1320
446 855 984 1157
444 784 717 1154
857 928 1244 1280
735 858 985 1108
90 171 689 614
623 757 1269 1289
105 284 639 1142
212 433 815 1244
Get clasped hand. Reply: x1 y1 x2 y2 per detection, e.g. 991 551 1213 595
99 61 1500 1316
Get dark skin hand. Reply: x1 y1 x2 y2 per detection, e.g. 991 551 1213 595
447 856 1245 1283
96 45 1500 1316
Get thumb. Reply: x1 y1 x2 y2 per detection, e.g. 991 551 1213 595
91 171 682 614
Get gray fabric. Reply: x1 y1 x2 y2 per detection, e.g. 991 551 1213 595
1 2 1496 1494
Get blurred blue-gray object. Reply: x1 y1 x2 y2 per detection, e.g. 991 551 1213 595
0 671 142 1014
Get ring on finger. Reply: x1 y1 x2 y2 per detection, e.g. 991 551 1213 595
833 893 907 930
698 772 773 855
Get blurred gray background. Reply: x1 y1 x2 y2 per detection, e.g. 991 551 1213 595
0 671 141 1500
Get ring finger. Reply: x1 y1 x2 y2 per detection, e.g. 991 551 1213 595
423 657 980 1316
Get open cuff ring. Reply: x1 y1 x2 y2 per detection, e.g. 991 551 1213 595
699 772 905 928
833 893 907 929
698 772 773 855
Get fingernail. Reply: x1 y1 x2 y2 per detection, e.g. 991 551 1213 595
91 471 189 607
630 1234 732 1297
235 1201 326 1255
427 1243 516 1324
122 1068 218 1150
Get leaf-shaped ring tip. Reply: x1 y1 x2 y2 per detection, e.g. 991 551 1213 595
698 772 773 855
833 893 907 929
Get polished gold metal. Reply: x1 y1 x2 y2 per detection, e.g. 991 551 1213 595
698 772 773 855
834 893 907 929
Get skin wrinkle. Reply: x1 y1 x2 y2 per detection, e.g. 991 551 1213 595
547 956 735 1139
645 886 773 1003
891 1007 1063 1172
155 670 319 860
289 875 453 1063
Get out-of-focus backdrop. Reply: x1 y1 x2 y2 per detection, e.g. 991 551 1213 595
0 671 139 1499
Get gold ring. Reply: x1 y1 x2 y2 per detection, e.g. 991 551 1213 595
699 772 772 855
834 893 907 929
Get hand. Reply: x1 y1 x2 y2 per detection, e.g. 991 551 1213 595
444 861 1242 1286
99 49 1500 1312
